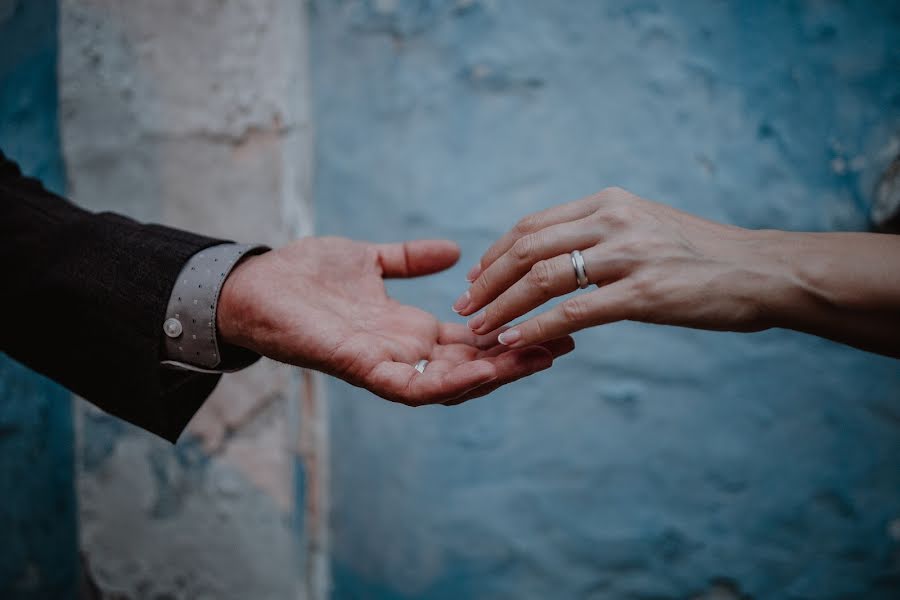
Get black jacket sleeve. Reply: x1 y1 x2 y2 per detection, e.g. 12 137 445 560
0 150 228 442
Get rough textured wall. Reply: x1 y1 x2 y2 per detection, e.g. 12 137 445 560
311 1 900 599
59 1 325 598
0 1 78 598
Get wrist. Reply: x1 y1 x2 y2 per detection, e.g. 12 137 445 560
216 253 263 352
741 229 825 331
161 243 267 371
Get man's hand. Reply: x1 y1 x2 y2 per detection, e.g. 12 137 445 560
217 237 573 405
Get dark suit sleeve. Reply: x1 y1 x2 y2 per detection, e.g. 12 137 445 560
0 150 228 442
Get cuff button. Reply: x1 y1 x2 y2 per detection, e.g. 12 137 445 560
164 318 183 338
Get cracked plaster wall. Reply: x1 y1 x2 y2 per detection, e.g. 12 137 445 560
312 1 900 599
59 1 324 598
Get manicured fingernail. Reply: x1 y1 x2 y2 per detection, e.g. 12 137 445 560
466 263 482 283
452 291 471 313
467 312 485 331
498 329 521 346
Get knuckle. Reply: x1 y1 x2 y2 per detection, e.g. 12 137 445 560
602 186 628 198
599 204 634 227
514 214 541 235
527 260 555 294
511 235 535 262
630 273 660 304
561 297 587 323
615 236 642 257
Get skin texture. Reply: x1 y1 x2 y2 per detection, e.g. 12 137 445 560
217 237 574 406
455 187 900 359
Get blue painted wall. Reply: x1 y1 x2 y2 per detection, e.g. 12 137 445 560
312 1 900 599
0 1 79 598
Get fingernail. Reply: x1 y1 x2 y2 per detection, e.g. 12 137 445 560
466 263 482 283
498 329 521 346
452 291 471 314
467 312 486 331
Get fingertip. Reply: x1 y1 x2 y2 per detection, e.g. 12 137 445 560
418 238 460 253
497 328 522 347
439 239 462 262
499 317 560 349
457 302 478 317
450 366 498 399
404 239 461 275
499 345 553 372
467 311 486 332
520 346 554 371
466 262 482 283
539 335 575 359
471 359 499 383
425 239 461 264
446 358 497 390
475 325 510 350
452 290 471 314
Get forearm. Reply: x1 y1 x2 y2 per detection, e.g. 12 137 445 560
759 230 900 358
1 150 229 440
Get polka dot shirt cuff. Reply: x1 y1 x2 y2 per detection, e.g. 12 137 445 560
160 243 268 373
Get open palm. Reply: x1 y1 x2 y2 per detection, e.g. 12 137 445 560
218 237 572 405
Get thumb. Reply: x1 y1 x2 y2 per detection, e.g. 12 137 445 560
376 240 461 278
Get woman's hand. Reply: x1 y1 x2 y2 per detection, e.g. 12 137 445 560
453 187 793 347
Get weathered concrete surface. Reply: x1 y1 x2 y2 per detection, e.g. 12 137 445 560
76 402 300 599
0 1 78 598
59 1 325 597
311 1 900 599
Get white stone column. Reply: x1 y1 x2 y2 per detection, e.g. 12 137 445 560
59 1 328 597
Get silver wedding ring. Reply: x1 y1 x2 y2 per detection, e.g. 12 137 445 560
414 359 429 374
570 250 590 289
